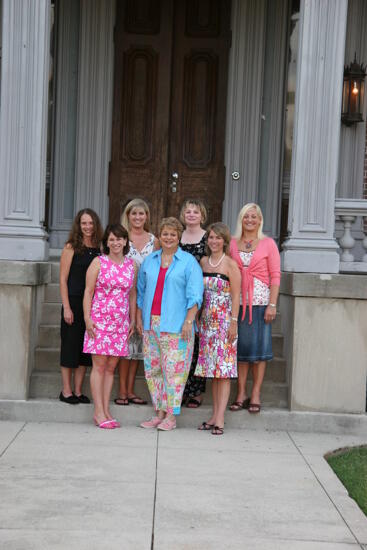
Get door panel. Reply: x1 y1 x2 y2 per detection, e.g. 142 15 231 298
109 0 231 230
109 0 173 228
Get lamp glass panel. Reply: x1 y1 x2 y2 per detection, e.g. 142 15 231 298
342 79 349 114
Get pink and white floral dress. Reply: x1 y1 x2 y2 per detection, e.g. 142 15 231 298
83 255 135 357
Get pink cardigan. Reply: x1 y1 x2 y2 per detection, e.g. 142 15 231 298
230 237 281 324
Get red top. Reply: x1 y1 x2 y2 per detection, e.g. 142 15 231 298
151 267 168 315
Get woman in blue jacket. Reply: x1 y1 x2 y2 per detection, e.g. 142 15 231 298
137 217 204 431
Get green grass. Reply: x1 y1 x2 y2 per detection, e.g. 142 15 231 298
326 446 367 516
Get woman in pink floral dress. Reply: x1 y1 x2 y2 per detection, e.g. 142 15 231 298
83 224 137 429
195 223 240 435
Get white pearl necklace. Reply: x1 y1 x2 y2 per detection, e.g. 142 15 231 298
208 253 225 268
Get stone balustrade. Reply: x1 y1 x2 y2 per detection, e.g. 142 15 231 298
335 198 367 272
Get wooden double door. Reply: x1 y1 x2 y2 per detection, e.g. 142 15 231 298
109 0 231 230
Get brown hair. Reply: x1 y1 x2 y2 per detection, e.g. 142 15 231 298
158 217 183 240
120 198 151 233
205 222 231 255
102 224 130 255
66 208 103 254
179 198 208 226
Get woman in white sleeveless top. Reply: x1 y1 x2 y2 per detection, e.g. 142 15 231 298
114 199 159 405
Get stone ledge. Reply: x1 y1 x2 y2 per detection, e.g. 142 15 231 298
0 260 51 286
280 271 367 299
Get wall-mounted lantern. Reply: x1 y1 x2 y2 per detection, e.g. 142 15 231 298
342 54 366 126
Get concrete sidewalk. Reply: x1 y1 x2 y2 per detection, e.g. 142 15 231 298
0 420 366 550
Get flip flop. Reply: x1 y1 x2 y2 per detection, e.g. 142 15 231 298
128 396 147 405
114 397 129 406
248 403 261 414
211 425 224 436
229 398 250 411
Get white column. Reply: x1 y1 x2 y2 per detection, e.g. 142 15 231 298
0 0 50 261
282 0 348 273
74 0 115 226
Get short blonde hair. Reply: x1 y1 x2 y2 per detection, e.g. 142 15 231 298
179 198 208 226
206 222 231 255
120 198 151 232
159 217 183 240
234 203 265 240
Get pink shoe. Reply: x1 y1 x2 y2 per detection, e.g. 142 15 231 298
157 417 176 431
93 417 115 429
109 419 121 428
140 416 163 429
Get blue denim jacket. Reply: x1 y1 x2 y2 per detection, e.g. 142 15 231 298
137 247 204 332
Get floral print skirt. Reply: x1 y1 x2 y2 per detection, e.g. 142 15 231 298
143 315 194 415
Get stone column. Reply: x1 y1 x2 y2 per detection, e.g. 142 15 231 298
282 0 348 273
0 0 51 260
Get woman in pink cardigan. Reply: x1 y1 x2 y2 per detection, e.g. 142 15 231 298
229 203 280 413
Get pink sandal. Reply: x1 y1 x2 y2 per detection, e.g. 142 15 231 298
93 417 116 429
140 416 163 429
157 417 176 431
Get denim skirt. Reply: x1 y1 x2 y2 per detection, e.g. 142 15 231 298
237 305 273 363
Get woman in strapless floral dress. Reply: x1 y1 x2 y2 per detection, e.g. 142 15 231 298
196 223 240 435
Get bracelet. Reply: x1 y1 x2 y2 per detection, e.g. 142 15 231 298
269 303 276 308
231 317 238 322
185 319 193 324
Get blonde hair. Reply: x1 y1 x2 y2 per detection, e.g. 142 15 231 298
206 222 231 255
234 203 265 240
179 198 208 226
159 217 183 240
120 198 151 232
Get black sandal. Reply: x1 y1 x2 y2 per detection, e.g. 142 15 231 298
128 396 147 405
211 426 224 436
229 398 250 411
114 396 129 406
198 422 214 431
186 397 202 408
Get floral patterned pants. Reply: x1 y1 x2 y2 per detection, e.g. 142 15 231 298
143 316 194 415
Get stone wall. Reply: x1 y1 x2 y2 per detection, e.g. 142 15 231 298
0 261 50 399
280 272 367 413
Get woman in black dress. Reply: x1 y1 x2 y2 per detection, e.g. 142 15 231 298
59 208 103 404
179 198 207 408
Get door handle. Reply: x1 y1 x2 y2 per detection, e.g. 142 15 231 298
170 171 179 192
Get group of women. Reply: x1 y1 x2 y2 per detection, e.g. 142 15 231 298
59 199 280 435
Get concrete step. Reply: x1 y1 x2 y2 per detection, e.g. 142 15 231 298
37 325 60 347
34 347 287 382
44 283 61 303
51 262 60 283
29 369 288 407
36 328 283 362
41 279 283 332
1 399 367 436
41 302 61 324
